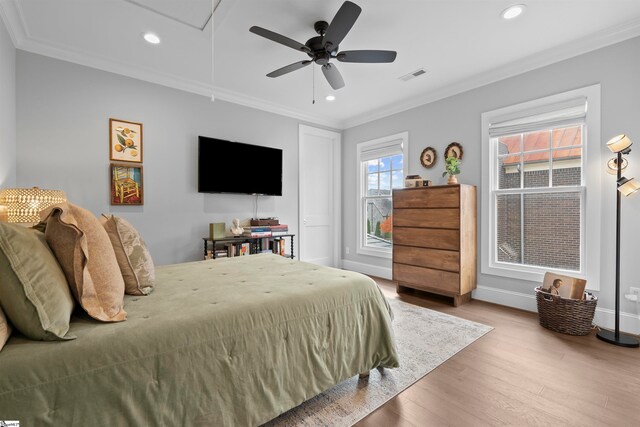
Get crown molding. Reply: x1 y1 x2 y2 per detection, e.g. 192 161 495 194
213 87 342 129
0 0 340 129
0 0 27 47
13 32 342 129
3 0 640 131
342 16 640 129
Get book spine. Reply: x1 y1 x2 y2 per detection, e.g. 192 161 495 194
245 227 271 232
243 232 272 237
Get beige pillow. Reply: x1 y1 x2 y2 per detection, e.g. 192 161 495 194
41 203 127 322
0 305 11 351
100 215 155 296
0 222 75 340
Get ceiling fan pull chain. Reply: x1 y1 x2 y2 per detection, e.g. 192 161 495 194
312 64 316 104
210 0 215 102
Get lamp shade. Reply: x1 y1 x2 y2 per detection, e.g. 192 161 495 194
0 187 67 223
606 134 633 153
617 177 640 197
607 157 628 175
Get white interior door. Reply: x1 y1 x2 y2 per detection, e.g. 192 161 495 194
298 125 341 267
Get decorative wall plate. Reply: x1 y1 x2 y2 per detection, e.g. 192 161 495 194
420 147 437 168
444 142 464 160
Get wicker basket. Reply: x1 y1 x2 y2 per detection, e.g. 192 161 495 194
535 287 597 336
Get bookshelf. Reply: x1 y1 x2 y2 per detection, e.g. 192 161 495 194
202 234 295 260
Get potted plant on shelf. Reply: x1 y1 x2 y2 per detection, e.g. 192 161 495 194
442 156 461 184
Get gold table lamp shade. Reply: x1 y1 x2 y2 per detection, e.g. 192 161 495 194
0 187 67 224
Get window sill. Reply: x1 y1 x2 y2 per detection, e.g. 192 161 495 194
357 246 392 259
481 261 598 291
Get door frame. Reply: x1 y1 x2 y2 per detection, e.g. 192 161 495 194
298 124 342 267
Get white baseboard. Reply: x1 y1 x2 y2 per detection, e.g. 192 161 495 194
342 259 392 280
340 261 640 335
474 285 640 335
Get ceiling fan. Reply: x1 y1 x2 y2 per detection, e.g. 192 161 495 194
249 1 397 90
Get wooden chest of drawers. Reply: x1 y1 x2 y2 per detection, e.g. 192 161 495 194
392 184 477 306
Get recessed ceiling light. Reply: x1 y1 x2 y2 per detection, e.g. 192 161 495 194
501 4 526 20
325 95 336 101
143 32 161 44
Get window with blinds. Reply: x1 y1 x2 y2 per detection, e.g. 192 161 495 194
356 132 408 258
481 85 602 286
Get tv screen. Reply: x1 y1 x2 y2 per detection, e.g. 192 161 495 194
198 136 283 196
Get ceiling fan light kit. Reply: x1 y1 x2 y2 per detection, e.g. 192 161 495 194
249 1 397 90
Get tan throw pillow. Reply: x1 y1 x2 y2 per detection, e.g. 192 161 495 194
100 215 155 296
0 305 12 351
0 223 75 340
41 203 127 322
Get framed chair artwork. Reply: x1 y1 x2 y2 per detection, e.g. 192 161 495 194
110 164 143 205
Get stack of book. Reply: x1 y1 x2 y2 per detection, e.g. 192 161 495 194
271 238 286 256
225 242 256 257
243 226 272 237
271 224 289 236
242 225 289 237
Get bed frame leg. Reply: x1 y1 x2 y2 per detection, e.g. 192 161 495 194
359 371 370 379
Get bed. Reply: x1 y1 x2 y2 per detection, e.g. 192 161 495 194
0 253 399 426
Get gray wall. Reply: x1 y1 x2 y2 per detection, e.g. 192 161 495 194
0 17 16 187
16 52 316 266
342 36 640 314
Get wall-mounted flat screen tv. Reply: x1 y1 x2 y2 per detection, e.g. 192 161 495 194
198 136 283 196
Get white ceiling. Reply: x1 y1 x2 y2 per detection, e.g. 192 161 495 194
2 0 640 129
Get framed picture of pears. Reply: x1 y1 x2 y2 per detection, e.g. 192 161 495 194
109 118 143 163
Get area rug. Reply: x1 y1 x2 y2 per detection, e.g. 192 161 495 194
265 298 493 426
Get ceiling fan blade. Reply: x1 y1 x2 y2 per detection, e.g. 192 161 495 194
322 63 345 90
250 26 311 53
322 1 361 50
337 50 397 63
267 60 312 78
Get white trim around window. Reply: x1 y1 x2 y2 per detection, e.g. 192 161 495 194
481 85 601 290
356 132 409 259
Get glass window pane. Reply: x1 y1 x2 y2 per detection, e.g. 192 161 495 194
523 151 550 188
522 192 581 271
379 171 391 194
367 159 378 173
498 155 521 189
523 130 550 152
391 170 404 189
365 198 393 248
496 192 581 271
496 194 522 264
498 135 520 155
391 154 403 171
552 126 582 148
552 148 582 187
367 173 379 195
379 157 391 172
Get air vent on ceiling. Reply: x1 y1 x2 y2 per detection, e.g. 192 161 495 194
398 68 427 82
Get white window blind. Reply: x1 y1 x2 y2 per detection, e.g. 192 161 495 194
360 138 403 161
488 97 587 137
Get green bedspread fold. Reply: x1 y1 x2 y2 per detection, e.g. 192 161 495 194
0 254 399 426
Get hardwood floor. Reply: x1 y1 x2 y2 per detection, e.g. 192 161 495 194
356 278 640 427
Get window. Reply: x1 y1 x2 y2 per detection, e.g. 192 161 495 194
357 132 408 258
481 85 601 287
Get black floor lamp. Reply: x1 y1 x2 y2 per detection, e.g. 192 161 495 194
597 134 640 348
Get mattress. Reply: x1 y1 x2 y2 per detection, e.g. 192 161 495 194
0 254 399 426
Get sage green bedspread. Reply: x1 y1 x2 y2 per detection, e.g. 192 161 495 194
0 254 399 426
